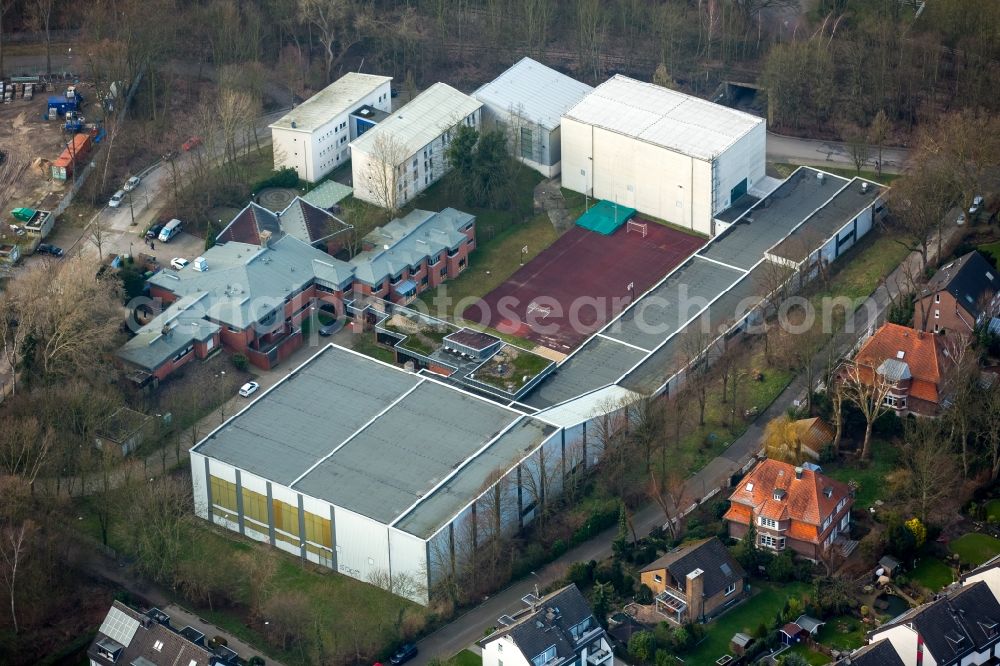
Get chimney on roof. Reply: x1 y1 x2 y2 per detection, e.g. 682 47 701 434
794 466 803 480
686 569 705 622
259 230 273 249
917 330 924 339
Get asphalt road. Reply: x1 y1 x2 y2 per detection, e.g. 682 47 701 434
767 131 910 174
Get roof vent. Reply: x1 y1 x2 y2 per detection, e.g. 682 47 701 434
817 172 825 184
896 350 905 359
861 182 869 194
794 466 803 480
290 120 297 128
773 488 787 500
745 482 754 491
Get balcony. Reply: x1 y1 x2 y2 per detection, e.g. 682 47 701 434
586 647 612 666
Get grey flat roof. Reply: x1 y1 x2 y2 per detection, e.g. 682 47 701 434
700 168 850 270
195 346 420 485
473 57 593 130
523 336 647 409
197 345 554 533
270 73 391 133
294 380 522 524
602 256 745 352
620 262 773 394
395 417 557 538
769 178 883 263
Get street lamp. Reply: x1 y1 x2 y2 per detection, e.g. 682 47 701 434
128 190 136 226
520 245 528 266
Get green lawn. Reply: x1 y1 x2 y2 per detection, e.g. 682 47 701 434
815 615 865 652
418 212 559 321
950 533 1000 567
771 162 900 185
979 241 1000 264
680 582 809 664
351 331 397 364
909 557 954 592
784 644 831 665
811 232 912 304
986 499 1000 522
824 439 897 508
449 649 483 666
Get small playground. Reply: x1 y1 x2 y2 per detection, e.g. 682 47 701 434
464 202 705 351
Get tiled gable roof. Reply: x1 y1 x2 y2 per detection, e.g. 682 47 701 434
640 537 745 598
854 322 949 402
88 602 216 666
920 251 998 317
215 202 281 245
726 459 851 528
836 638 906 666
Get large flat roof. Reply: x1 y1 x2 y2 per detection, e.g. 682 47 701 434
473 57 593 130
195 345 554 537
563 75 764 161
521 166 885 406
351 83 483 158
769 178 884 263
700 168 850 270
270 73 392 133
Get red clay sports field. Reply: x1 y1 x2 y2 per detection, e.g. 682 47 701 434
463 218 704 351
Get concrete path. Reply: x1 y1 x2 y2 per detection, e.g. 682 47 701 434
412 222 964 664
766 131 910 175
534 177 574 232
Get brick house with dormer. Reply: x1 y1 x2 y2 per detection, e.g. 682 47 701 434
724 459 853 562
853 322 952 417
914 250 999 338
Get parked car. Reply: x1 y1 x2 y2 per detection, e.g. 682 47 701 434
318 320 341 337
170 257 189 270
957 212 967 225
182 136 202 151
36 243 64 257
970 195 985 215
158 218 183 243
108 190 125 208
389 643 418 665
238 381 260 398
146 223 164 239
123 175 141 192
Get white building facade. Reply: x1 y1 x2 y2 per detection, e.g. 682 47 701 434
269 73 393 183
473 57 593 177
189 345 627 605
560 75 766 237
350 83 482 210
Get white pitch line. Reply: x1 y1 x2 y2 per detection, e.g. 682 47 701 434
596 333 652 354
695 253 749 273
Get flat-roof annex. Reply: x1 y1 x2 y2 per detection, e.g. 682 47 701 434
270 72 392 134
473 57 593 130
351 82 483 159
563 75 764 161
194 345 555 537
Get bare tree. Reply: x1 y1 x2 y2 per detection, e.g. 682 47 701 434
978 380 1000 483
128 475 195 585
0 519 35 635
868 109 890 173
894 418 957 523
298 0 367 82
25 0 55 76
847 130 870 175
235 544 278 621
0 416 53 484
362 132 407 216
885 157 958 270
677 326 715 426
838 361 894 461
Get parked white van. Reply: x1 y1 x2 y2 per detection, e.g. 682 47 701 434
158 218 183 243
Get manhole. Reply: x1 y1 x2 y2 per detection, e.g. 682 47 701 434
257 187 296 212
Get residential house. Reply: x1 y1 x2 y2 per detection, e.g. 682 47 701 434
88 601 240 666
865 580 1000 666
639 537 747 624
473 57 593 177
350 83 482 209
215 198 352 255
914 250 999 337
724 459 854 561
852 322 952 417
479 584 613 666
269 72 392 182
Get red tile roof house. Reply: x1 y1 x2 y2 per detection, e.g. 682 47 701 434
913 250 999 338
852 322 953 417
724 459 854 562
